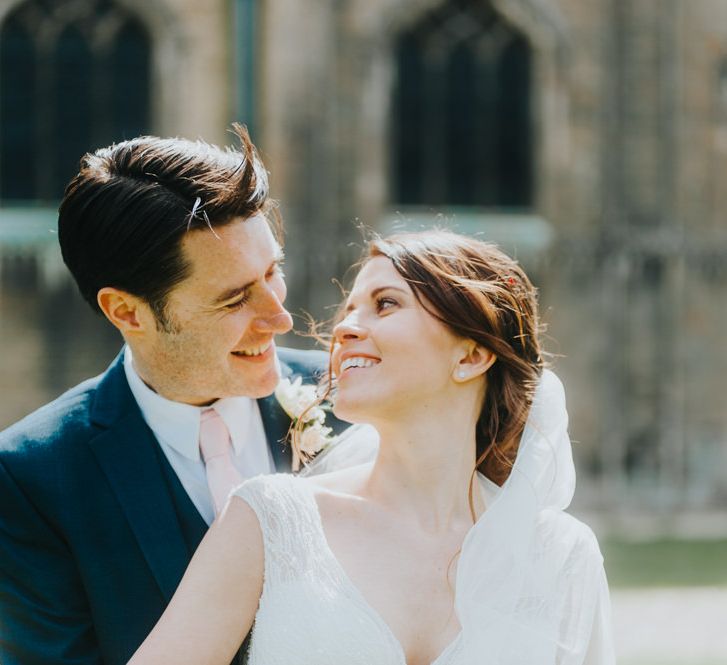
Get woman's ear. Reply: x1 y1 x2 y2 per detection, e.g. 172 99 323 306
453 343 496 383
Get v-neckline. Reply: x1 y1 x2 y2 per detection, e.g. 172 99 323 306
299 479 463 665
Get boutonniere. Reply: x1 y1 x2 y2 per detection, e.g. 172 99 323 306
274 376 334 471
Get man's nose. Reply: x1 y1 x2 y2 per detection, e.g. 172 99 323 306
252 286 293 334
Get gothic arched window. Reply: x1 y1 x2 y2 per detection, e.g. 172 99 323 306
0 0 151 203
392 0 533 209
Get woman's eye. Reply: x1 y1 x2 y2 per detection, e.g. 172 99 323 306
376 296 398 312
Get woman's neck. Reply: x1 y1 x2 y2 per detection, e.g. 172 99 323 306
362 402 485 532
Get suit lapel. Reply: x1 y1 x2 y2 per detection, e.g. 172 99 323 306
258 393 293 472
87 354 191 602
258 359 293 472
85 349 347 602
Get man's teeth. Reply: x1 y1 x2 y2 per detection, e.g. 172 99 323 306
236 342 271 357
340 357 378 372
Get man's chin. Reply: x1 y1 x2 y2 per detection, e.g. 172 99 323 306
227 365 280 399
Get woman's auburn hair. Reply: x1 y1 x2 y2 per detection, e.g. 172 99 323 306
295 229 545 489
363 230 544 486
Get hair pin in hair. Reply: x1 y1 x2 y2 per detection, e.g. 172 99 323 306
187 196 219 239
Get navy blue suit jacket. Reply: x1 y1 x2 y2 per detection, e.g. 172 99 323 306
0 347 341 665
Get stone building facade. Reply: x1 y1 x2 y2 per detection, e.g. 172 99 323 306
1 0 726 521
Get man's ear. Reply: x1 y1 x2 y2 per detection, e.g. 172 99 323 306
453 343 496 383
97 287 151 337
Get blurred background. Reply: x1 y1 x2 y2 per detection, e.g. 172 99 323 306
0 0 725 662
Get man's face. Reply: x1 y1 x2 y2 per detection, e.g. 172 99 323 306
134 214 293 404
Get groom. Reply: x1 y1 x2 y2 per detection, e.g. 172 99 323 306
0 127 343 664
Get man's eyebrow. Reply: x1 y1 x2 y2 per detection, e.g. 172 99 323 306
344 285 408 312
212 252 285 305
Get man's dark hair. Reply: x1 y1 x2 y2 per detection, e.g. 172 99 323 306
58 124 278 330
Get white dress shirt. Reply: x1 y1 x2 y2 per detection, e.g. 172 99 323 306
123 347 275 525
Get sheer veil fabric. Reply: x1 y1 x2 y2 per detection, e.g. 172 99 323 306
304 370 615 664
454 369 613 664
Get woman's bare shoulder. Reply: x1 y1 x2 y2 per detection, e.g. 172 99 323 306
301 462 373 496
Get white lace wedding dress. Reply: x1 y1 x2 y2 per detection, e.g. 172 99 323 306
234 473 464 665
233 371 615 665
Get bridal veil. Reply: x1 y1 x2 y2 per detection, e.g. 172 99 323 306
305 369 615 664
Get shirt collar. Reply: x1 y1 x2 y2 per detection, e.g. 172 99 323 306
123 347 257 462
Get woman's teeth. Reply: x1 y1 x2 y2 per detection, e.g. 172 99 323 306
340 356 378 372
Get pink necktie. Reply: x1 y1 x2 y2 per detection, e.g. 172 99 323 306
199 408 243 516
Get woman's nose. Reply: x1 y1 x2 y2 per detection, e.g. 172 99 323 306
333 314 368 343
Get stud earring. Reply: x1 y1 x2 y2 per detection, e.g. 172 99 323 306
458 370 466 379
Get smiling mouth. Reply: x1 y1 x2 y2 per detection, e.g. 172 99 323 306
231 341 273 359
339 356 380 375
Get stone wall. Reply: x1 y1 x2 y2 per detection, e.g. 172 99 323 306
2 0 726 515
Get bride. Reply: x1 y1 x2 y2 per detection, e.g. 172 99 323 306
128 230 614 665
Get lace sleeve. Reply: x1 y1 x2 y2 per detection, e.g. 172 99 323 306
231 474 319 587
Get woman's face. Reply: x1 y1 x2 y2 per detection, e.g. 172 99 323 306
331 256 467 424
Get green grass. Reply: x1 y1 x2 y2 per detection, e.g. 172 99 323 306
602 537 727 588
619 661 725 665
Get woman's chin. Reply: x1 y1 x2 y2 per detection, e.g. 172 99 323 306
332 399 375 425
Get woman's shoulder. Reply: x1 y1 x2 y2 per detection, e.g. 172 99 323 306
230 474 320 552
232 465 371 501
300 464 375 527
232 473 303 508
535 509 604 565
230 474 309 527
301 462 373 492
231 467 371 519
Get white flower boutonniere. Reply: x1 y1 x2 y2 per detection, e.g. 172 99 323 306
274 376 334 471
